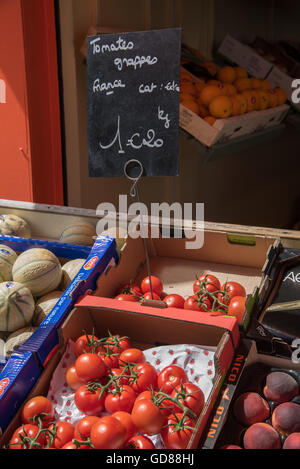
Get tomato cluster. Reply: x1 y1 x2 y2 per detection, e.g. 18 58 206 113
115 274 247 323
9 332 205 450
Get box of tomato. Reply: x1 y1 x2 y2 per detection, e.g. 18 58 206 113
0 294 240 449
92 230 280 333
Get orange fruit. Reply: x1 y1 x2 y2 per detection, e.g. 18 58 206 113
268 89 279 108
198 104 210 119
223 83 237 97
250 78 263 89
203 61 218 76
217 66 237 84
181 99 200 114
261 79 271 91
194 82 206 96
229 96 242 116
209 95 233 118
242 90 257 112
206 79 223 87
251 90 261 110
234 78 252 93
235 66 248 79
204 116 216 126
180 82 197 96
180 92 195 102
200 85 224 107
256 89 270 110
274 87 287 105
235 94 248 114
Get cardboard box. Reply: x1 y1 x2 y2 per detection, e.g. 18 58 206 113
218 34 273 79
0 294 240 449
201 338 300 449
93 230 280 333
180 67 289 147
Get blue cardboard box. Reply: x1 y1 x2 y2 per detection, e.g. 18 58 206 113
0 350 41 437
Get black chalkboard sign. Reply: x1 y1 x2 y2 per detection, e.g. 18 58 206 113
86 28 181 177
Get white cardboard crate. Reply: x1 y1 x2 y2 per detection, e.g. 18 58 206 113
180 66 289 147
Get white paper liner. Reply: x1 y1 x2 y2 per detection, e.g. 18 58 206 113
47 340 216 448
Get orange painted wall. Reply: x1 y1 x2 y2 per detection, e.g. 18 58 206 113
0 0 64 205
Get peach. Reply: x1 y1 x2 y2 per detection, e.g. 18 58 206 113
263 372 299 403
283 433 300 449
233 392 270 426
272 402 300 436
243 422 281 449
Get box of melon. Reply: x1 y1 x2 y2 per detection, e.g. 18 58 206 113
0 294 239 449
0 234 117 364
91 230 280 334
201 338 300 450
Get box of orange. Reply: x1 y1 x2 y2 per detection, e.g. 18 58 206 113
0 293 240 449
179 65 289 147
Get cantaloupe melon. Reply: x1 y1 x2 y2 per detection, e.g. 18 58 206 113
0 245 18 282
0 214 31 238
32 290 63 326
60 258 85 290
59 222 96 246
0 282 35 332
4 326 37 357
12 248 62 297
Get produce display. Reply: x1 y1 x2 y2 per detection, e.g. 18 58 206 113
59 222 96 246
113 274 247 324
180 65 287 124
0 215 31 239
0 246 87 357
5 331 212 450
216 363 300 450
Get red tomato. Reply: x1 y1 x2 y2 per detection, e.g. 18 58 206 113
74 416 100 442
119 348 145 367
143 291 162 301
184 295 212 312
104 385 136 414
109 368 129 387
193 274 220 295
163 294 185 308
75 353 106 382
130 363 158 394
10 424 46 449
65 365 85 391
21 396 54 428
157 365 187 395
104 335 131 354
74 334 100 357
141 276 163 296
228 296 247 323
161 413 196 449
124 435 155 449
74 385 106 415
61 441 77 449
218 281 246 307
90 416 127 449
115 283 143 299
112 411 137 441
115 294 139 302
134 390 152 403
97 351 119 372
171 382 205 417
48 421 75 449
131 399 165 436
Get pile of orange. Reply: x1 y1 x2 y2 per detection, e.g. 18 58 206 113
180 66 287 126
